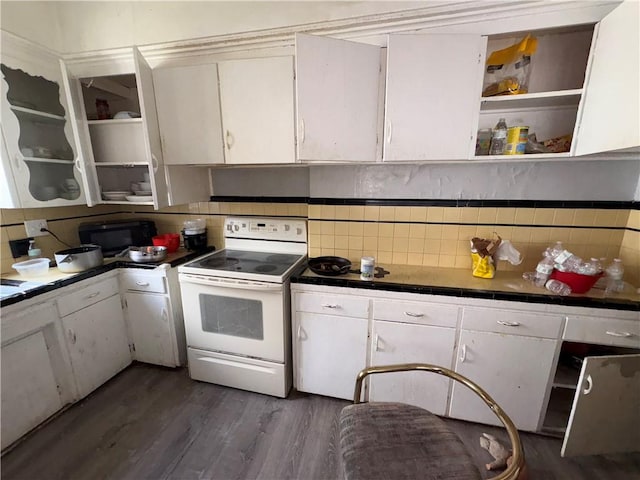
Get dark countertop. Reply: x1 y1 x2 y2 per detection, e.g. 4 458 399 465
1 247 214 308
292 264 640 312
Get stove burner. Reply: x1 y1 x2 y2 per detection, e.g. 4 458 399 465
202 256 240 269
255 264 278 273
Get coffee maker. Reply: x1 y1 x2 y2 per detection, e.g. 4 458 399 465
182 219 208 251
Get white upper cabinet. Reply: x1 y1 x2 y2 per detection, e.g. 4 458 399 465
153 63 224 165
218 56 296 165
295 33 383 162
61 47 170 209
0 32 87 208
383 34 487 161
573 0 639 155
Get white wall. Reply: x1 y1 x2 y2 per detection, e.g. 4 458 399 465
1 1 429 54
211 160 640 201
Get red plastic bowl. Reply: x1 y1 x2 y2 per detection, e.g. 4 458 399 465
549 270 603 294
152 233 180 253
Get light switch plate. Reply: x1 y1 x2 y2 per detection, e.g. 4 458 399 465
24 219 48 237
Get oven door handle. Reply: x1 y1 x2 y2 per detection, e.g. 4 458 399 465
180 274 284 292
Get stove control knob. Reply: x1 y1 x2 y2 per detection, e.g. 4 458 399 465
284 225 290 232
234 225 240 231
296 227 303 235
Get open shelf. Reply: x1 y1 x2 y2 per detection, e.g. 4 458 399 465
23 157 75 165
10 105 66 123
480 89 583 111
94 162 149 167
552 363 580 389
87 118 142 126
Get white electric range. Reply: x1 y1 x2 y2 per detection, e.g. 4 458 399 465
178 217 307 397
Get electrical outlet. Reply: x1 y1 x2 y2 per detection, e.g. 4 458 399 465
24 219 48 237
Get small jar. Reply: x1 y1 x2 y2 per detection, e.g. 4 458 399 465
360 256 375 281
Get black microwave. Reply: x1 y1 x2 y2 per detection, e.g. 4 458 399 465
78 220 157 257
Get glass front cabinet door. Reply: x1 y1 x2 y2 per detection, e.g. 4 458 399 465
0 32 87 208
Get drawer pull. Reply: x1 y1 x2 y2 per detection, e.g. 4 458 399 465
374 334 380 351
605 330 633 338
67 328 77 345
582 375 593 395
404 311 424 318
84 291 100 300
321 303 339 309
497 320 520 327
459 344 467 363
135 281 150 287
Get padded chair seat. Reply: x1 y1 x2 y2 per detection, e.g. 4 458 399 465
339 402 482 480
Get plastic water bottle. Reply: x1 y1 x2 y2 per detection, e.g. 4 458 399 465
545 279 572 296
553 249 583 272
533 256 554 287
489 118 508 155
577 258 599 276
605 258 624 293
544 241 565 260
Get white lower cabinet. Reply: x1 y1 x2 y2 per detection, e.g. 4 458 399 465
294 312 368 401
58 274 131 398
449 329 558 431
120 267 186 367
1 298 75 451
292 290 369 400
291 282 639 457
369 320 456 416
369 299 459 415
1 331 63 450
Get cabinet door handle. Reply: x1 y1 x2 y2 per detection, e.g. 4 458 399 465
14 152 22 170
605 330 632 338
582 374 593 395
497 320 520 327
225 130 233 150
300 118 305 143
321 303 339 309
68 328 77 345
374 333 380 351
404 311 424 318
297 324 301 339
161 308 168 323
151 153 159 173
135 281 150 287
386 119 393 144
84 291 100 299
459 344 467 363
74 158 83 173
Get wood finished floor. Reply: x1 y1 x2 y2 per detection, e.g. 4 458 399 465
2 363 639 480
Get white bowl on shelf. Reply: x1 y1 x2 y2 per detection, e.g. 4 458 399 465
134 190 152 196
102 191 130 201
126 195 153 202
12 258 50 277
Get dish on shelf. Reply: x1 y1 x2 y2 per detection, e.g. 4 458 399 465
113 111 141 119
102 191 131 201
134 190 153 196
125 195 153 202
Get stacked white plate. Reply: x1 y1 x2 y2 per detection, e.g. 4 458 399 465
102 191 130 201
126 195 153 202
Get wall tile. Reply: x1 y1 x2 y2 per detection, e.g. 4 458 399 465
514 208 535 224
349 206 365 221
442 207 460 223
379 206 395 221
321 221 335 235
393 224 410 238
364 206 380 221
409 224 426 239
394 207 412 222
378 223 394 237
460 208 479 224
409 207 427 222
363 222 379 237
426 207 444 222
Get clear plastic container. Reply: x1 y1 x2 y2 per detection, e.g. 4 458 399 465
605 258 624 294
12 258 50 277
360 256 375 281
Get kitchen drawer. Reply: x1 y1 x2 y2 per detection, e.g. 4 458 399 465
295 292 369 318
57 276 120 317
564 315 640 348
462 307 564 339
120 271 166 294
373 299 459 328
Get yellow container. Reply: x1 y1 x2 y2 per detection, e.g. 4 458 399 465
504 126 528 155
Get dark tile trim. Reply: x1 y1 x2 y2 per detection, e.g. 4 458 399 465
210 196 309 203
306 219 628 230
307 198 638 209
292 276 640 312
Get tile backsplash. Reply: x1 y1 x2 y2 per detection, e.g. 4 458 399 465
2 200 638 286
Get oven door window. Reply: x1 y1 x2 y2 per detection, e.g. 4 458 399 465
200 294 263 340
